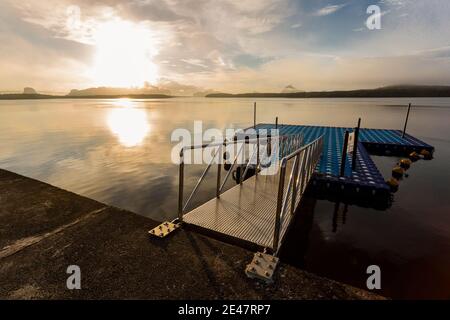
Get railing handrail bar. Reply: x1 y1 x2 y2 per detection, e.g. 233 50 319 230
279 155 299 221
182 145 221 212
273 135 324 254
180 132 303 154
181 137 260 153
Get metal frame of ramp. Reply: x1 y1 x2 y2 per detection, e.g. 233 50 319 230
179 134 324 254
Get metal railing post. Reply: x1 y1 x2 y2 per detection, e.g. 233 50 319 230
253 102 257 129
305 146 312 182
267 134 272 157
310 143 317 178
178 149 185 221
273 162 287 252
216 143 223 198
352 118 361 170
402 103 412 138
256 134 260 175
240 137 249 185
298 152 307 194
340 131 349 177
290 154 301 216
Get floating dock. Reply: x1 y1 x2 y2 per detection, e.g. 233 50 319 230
255 124 434 202
180 123 434 255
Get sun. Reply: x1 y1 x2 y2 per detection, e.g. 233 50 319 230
92 20 159 88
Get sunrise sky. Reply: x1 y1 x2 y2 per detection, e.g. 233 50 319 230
0 0 449 93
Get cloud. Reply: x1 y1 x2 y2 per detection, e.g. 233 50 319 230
414 46 450 59
1 0 450 92
182 53 450 93
181 59 209 69
314 4 347 16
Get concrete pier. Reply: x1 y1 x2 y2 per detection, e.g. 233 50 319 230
0 169 383 299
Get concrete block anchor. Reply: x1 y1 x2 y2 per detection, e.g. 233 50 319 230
148 221 180 238
245 252 279 284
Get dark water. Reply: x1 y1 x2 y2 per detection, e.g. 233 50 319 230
1 97 449 299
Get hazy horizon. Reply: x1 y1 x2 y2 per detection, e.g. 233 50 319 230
4 83 450 97
1 0 450 94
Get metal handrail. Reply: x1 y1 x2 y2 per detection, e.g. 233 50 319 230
180 136 260 152
258 133 303 169
183 145 221 212
273 135 324 254
177 133 304 221
176 130 323 256
178 135 267 220
279 135 323 163
279 133 304 159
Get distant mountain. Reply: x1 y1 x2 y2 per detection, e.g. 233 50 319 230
0 93 55 100
0 93 171 100
205 92 234 97
157 79 204 96
207 85 450 98
68 86 171 97
0 86 172 100
281 85 303 94
193 89 221 97
23 87 37 94
67 80 210 97
381 84 449 90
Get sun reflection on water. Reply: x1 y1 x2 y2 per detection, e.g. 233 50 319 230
107 102 150 147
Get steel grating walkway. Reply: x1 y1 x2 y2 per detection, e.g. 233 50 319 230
183 166 298 249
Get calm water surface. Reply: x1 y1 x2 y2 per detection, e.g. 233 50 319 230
1 97 449 299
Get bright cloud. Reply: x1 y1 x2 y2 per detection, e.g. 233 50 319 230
314 4 348 16
0 0 450 93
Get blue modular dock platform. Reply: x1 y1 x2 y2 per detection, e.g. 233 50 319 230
254 124 434 207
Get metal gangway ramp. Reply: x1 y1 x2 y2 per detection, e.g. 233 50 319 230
176 132 324 255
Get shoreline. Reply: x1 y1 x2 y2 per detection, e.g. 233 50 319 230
0 94 173 100
2 85 450 100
